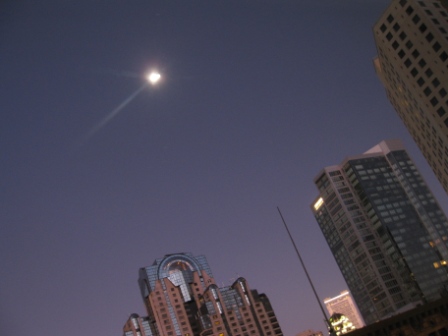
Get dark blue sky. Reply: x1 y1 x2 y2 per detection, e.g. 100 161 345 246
1 1 447 336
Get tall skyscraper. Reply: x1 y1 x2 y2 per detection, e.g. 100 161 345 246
122 252 283 336
373 0 448 193
324 291 365 330
311 140 448 325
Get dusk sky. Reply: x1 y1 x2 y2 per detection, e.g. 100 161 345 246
2 1 448 336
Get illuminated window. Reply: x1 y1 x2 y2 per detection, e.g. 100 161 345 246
314 197 324 210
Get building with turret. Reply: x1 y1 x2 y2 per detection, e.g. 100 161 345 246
122 252 283 336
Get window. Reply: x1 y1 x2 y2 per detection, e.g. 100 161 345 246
440 52 448 62
425 68 433 77
437 107 446 117
404 58 412 67
393 23 400 31
433 42 441 52
392 41 399 49
419 24 427 33
386 32 393 41
380 24 387 33
412 49 420 58
418 59 426 68
440 88 447 98
433 78 440 87
399 31 407 40
426 33 434 42
387 14 394 23
412 14 420 23
405 40 413 49
398 50 405 58
411 67 418 77
417 77 425 86
406 6 414 15
424 87 432 96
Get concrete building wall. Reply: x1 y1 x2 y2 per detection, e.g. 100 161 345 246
373 0 448 193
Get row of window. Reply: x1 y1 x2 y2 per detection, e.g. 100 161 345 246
375 4 448 192
379 19 448 120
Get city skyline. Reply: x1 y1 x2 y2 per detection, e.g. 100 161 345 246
1 1 448 336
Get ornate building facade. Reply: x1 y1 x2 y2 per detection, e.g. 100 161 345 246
122 253 283 336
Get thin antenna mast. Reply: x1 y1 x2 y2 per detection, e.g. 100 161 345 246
277 206 334 334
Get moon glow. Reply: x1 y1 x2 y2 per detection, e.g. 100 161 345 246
147 72 161 85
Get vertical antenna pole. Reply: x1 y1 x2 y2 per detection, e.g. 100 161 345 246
277 206 334 334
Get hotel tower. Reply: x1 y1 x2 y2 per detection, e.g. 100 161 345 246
122 253 283 336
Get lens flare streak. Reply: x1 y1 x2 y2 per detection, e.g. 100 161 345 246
83 83 148 142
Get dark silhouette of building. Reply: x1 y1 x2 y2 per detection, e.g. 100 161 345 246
347 297 448 336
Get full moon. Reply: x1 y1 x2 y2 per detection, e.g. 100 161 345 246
147 72 161 85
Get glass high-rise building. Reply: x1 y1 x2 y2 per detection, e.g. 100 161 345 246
311 140 448 325
373 0 448 193
122 252 283 336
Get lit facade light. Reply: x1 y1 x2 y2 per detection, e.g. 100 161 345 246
314 197 324 210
